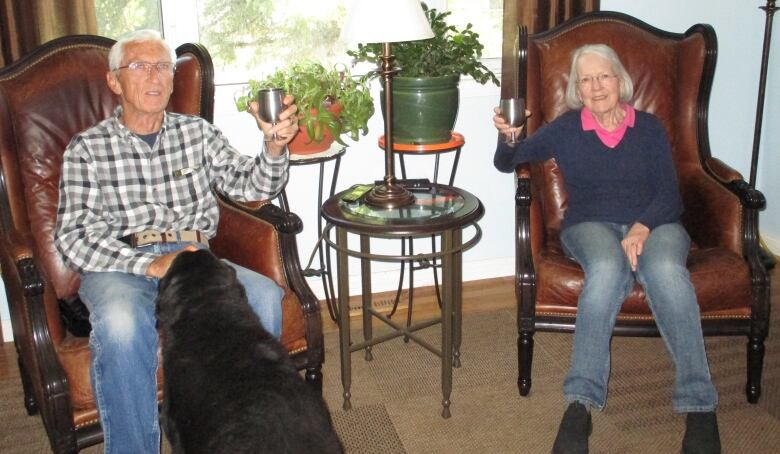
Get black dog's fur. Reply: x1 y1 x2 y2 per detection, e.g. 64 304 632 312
156 249 342 454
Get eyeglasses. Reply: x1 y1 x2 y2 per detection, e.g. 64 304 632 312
115 61 176 76
576 73 617 87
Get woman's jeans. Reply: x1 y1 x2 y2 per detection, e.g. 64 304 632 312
78 242 283 454
560 222 718 413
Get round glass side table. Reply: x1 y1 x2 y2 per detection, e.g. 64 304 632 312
321 183 484 418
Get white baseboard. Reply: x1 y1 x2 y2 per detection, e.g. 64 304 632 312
305 256 514 299
2 319 12 343
762 232 780 257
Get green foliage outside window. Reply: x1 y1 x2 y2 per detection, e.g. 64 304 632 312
95 0 347 78
95 0 161 38
197 0 346 72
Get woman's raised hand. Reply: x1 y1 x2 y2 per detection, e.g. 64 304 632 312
493 106 530 143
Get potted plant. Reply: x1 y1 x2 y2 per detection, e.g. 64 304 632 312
235 62 375 154
347 1 499 144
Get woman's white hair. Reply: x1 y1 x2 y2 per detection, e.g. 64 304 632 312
564 44 634 109
108 29 176 71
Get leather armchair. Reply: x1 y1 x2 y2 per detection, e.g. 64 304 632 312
510 12 770 403
0 35 324 453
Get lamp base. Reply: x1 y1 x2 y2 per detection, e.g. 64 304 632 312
364 182 416 209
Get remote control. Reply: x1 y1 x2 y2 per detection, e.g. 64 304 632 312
373 178 432 191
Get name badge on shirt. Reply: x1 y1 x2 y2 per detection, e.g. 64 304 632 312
173 165 201 178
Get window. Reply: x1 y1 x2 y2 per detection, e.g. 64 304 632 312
96 0 502 85
95 0 162 37
440 0 503 60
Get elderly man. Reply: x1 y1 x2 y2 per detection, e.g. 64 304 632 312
54 29 299 454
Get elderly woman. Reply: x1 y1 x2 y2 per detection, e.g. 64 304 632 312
493 44 720 454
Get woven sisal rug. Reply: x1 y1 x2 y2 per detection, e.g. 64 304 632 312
1 306 778 453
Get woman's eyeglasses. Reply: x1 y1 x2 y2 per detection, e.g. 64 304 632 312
577 73 617 87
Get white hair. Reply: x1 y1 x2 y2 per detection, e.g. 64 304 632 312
564 44 634 109
108 29 176 71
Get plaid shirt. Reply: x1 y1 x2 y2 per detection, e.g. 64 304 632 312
55 107 289 276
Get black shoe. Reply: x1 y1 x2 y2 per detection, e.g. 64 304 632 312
682 412 721 454
552 402 592 454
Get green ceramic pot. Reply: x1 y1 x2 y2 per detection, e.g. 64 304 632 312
381 75 459 145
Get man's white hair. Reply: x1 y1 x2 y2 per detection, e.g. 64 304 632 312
108 29 176 71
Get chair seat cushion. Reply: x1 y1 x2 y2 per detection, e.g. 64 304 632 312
56 289 308 419
534 247 752 318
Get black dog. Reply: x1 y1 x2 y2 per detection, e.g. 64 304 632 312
156 249 343 454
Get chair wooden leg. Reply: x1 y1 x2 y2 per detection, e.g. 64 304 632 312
746 335 765 404
518 330 534 396
305 366 323 394
17 356 38 415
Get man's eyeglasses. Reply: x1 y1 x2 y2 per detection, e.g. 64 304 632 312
115 61 175 76
577 73 617 87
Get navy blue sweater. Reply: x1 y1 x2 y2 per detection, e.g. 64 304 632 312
494 109 683 231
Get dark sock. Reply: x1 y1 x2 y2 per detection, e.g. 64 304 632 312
552 402 592 454
682 412 721 454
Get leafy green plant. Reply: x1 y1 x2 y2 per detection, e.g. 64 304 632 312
235 62 375 144
346 2 499 85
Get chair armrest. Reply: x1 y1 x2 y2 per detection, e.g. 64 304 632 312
0 228 71 419
515 163 546 261
211 193 319 316
3 227 34 262
704 157 766 210
704 157 743 184
515 164 538 324
681 165 766 257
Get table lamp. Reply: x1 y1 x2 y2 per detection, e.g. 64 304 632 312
341 0 434 208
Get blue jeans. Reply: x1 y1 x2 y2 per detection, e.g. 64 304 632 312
560 222 718 413
78 242 283 454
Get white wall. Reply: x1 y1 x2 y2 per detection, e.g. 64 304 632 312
601 0 780 251
3 0 778 341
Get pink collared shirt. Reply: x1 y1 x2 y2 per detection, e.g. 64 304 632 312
581 104 636 148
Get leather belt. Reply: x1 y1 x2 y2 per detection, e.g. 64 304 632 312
119 229 209 248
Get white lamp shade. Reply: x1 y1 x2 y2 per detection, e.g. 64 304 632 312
340 0 434 44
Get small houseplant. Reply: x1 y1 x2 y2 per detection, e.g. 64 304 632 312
347 2 499 144
235 62 375 154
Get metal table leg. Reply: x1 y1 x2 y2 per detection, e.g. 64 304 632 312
453 227 463 368
440 228 455 419
360 235 373 361
335 226 352 410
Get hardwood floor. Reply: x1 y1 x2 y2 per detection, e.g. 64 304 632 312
0 335 19 380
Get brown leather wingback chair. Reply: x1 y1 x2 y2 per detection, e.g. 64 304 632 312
511 12 770 402
0 35 324 453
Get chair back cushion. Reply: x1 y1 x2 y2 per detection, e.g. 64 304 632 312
524 14 716 241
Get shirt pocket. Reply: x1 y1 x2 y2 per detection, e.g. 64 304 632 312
166 163 210 209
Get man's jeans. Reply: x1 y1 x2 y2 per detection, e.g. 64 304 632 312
78 242 283 454
560 222 718 413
